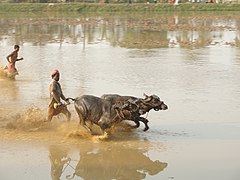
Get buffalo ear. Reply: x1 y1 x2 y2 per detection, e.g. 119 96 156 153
143 93 152 102
143 93 148 98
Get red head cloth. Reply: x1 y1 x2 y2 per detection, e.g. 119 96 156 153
51 69 59 78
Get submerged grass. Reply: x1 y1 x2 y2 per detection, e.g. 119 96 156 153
1 3 240 13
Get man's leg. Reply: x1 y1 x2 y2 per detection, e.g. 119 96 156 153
45 106 55 122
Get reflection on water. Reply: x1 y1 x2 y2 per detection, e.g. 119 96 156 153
49 145 70 180
49 142 167 180
1 12 240 49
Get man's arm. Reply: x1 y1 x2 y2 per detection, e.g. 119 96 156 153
6 52 14 63
60 94 67 101
16 57 24 61
51 82 61 104
60 91 70 104
60 88 70 104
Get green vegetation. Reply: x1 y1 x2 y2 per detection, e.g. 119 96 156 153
1 3 240 13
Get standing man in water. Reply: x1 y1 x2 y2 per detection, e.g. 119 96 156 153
46 69 71 122
5 45 24 74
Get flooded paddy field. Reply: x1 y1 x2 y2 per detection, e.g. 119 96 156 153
0 12 240 180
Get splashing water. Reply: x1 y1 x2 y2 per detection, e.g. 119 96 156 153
0 66 6 78
5 106 47 131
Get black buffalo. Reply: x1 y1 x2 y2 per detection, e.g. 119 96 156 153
69 95 140 135
69 93 168 135
101 93 168 131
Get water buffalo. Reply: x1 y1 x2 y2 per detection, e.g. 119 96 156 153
101 93 168 131
101 94 149 130
68 95 140 135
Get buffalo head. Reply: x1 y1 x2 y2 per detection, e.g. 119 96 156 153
98 111 113 130
142 93 168 112
113 97 152 116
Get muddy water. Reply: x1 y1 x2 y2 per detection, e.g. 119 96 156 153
1 12 240 180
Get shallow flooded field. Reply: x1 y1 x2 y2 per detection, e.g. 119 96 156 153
0 12 240 180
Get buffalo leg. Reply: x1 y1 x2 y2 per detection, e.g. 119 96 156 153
76 111 92 134
138 117 149 131
122 119 140 130
132 120 140 128
80 117 92 134
45 106 56 122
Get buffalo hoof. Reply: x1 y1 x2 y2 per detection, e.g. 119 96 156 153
133 124 140 129
101 123 110 130
143 126 149 131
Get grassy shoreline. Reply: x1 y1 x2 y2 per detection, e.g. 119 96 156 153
1 3 240 13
